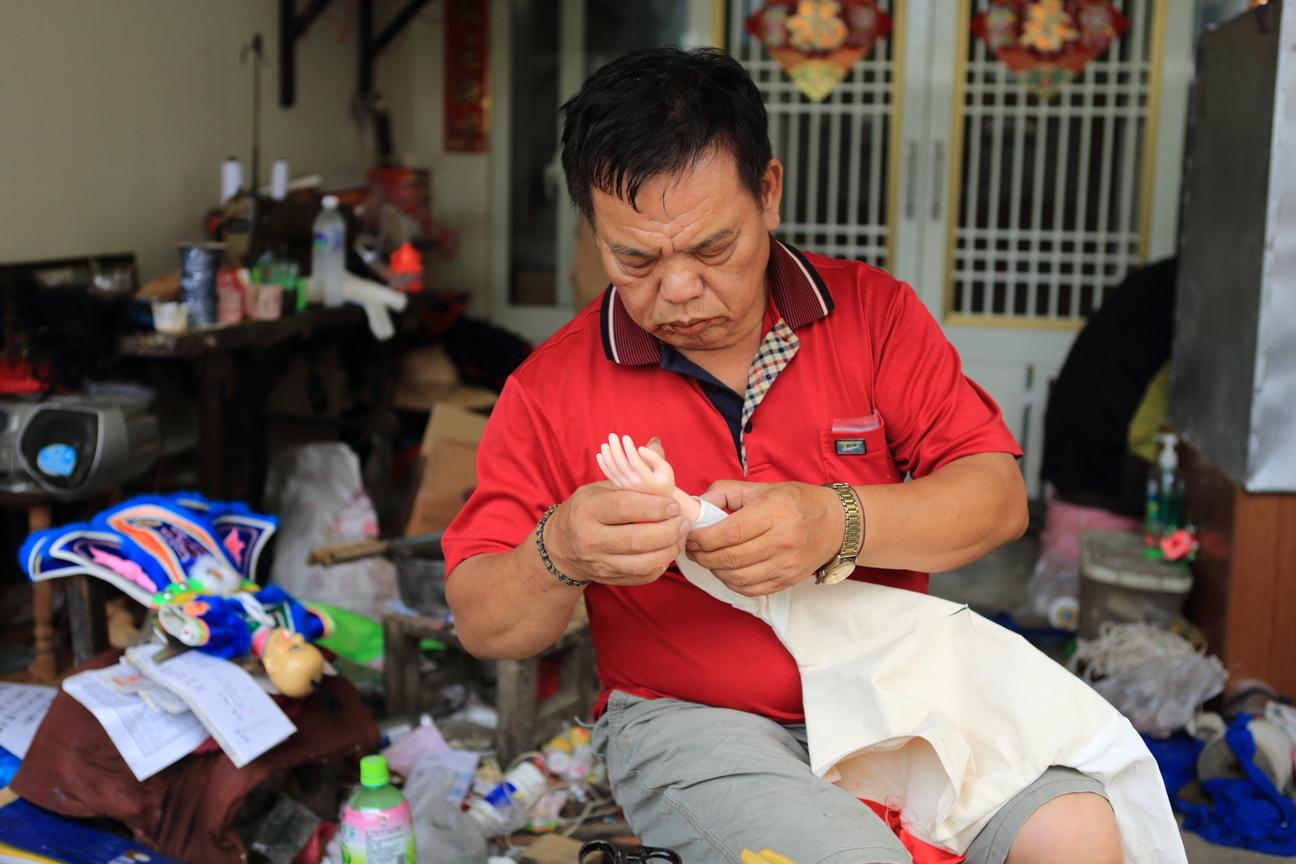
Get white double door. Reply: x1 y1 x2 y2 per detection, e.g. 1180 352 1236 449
735 0 1193 495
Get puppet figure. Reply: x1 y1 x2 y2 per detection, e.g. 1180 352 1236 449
21 492 333 700
260 628 326 697
597 433 1185 864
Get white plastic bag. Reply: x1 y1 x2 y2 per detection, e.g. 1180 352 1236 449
264 443 400 620
406 765 488 864
1090 655 1228 738
1018 497 1140 627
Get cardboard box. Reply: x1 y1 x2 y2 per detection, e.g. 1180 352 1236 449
405 402 488 536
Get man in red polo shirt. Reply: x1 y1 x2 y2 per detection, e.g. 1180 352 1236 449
444 47 1124 864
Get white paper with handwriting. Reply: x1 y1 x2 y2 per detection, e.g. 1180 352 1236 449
126 646 296 768
62 664 209 780
0 682 56 758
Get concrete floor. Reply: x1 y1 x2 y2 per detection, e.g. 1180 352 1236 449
929 538 1294 863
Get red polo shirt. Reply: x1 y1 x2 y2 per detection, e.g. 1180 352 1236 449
443 239 1021 723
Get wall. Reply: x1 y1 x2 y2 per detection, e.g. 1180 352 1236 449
0 1 490 294
378 1 491 298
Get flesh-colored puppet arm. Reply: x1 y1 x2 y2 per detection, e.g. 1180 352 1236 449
596 434 703 523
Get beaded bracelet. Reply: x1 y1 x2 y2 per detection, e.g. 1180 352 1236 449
535 504 591 587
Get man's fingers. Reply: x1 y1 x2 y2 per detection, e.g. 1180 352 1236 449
592 546 685 581
699 479 767 511
726 576 792 597
702 557 790 596
687 528 773 572
587 518 689 555
594 487 681 524
686 506 764 552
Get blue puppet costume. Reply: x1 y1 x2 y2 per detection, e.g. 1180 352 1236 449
21 492 333 690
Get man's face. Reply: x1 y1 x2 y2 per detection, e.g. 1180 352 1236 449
590 149 783 352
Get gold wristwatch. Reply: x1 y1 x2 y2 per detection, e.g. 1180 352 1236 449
815 482 863 585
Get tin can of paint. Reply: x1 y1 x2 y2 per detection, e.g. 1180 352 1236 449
176 242 224 328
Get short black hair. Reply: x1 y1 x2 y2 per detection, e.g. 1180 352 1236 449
560 47 773 223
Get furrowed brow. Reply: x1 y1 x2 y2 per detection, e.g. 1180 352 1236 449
690 228 735 252
606 242 653 258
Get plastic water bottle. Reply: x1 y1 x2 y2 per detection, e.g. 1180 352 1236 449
311 195 346 307
340 755 416 863
464 757 547 837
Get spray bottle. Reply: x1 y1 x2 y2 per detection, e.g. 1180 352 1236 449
1143 432 1185 547
340 755 416 863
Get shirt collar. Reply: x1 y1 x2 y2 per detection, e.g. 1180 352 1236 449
599 236 834 366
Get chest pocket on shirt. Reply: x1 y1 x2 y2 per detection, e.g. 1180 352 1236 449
820 416 902 486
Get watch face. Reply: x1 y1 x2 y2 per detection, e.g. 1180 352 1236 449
820 560 855 585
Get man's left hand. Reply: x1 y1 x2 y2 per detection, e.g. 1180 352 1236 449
688 480 845 596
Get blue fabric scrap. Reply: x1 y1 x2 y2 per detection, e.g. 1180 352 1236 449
1177 713 1296 856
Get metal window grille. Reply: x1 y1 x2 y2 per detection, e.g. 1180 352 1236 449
732 0 898 269
950 0 1157 321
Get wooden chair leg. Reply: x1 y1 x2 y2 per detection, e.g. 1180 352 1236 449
28 504 57 681
68 573 108 667
496 656 539 766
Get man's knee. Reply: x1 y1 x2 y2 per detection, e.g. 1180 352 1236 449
1006 791 1123 864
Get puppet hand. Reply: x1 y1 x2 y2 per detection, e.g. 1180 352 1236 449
689 479 845 596
597 434 677 496
543 481 691 586
596 434 700 522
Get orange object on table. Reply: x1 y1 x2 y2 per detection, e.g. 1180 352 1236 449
389 242 423 293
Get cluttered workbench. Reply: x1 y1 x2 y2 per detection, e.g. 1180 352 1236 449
0 155 606 863
118 305 372 502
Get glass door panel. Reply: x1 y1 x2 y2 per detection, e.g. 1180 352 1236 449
733 0 901 270
947 0 1160 324
508 0 562 306
492 0 718 345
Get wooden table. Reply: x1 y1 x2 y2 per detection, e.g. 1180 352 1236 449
118 306 372 504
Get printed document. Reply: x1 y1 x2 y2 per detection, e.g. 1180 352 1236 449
0 683 56 758
62 665 209 780
126 646 296 768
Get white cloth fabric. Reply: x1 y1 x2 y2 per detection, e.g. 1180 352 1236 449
677 501 1185 862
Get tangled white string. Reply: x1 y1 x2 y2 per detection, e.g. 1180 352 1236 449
1068 621 1208 682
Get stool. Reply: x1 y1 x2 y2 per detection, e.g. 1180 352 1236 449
383 614 599 764
1079 530 1193 640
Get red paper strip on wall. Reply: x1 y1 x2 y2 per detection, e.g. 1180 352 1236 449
445 0 490 153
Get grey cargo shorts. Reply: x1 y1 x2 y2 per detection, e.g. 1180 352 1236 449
591 690 1107 864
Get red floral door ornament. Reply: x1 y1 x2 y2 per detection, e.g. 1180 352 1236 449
972 0 1128 100
746 0 892 101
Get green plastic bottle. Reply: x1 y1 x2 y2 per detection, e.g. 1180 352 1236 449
339 755 416 864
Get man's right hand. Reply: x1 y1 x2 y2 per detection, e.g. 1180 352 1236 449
544 482 692 586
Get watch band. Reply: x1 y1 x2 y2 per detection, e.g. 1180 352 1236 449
827 482 863 559
816 483 863 584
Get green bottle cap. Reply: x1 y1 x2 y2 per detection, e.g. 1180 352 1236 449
359 754 389 788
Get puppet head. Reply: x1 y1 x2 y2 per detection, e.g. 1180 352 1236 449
260 628 325 697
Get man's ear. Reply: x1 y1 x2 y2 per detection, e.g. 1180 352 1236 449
761 159 784 233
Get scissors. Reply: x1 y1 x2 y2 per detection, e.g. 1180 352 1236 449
578 840 683 864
